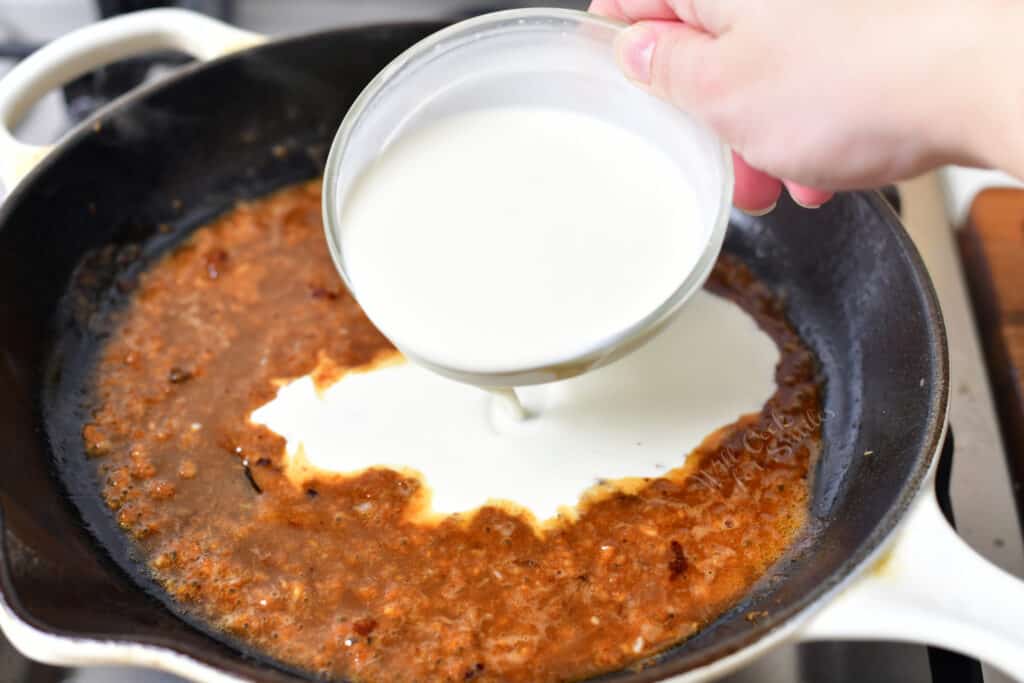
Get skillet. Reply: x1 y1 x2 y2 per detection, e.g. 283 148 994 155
0 8 1022 683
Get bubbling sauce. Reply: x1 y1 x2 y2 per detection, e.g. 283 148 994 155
83 181 820 682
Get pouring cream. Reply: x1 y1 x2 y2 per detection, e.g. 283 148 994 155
293 105 751 522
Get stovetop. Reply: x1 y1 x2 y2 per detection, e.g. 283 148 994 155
1 2 1022 683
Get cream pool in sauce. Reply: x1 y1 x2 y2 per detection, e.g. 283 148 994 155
250 289 778 521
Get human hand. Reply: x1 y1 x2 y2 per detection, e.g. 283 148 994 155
591 0 1022 213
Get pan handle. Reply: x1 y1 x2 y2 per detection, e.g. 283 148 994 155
0 8 264 192
798 486 1024 681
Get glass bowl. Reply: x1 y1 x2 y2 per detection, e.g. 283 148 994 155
323 7 733 387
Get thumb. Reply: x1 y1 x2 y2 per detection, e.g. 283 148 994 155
614 20 721 116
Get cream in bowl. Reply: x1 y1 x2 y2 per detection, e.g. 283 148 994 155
323 8 733 390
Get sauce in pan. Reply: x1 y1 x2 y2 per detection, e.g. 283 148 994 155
83 181 821 682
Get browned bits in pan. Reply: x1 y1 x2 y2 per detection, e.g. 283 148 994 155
178 460 197 479
241 459 262 494
309 285 339 300
352 617 377 636
167 367 192 383
82 424 111 457
668 540 688 579
204 248 229 280
129 448 156 480
145 479 175 499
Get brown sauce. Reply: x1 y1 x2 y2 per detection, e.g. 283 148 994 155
83 181 821 682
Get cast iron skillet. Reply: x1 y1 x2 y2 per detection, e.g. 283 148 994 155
0 17 947 683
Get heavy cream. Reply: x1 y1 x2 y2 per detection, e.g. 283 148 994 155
250 290 778 522
338 106 706 375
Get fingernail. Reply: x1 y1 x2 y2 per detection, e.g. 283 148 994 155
739 202 777 217
791 197 824 209
615 25 656 84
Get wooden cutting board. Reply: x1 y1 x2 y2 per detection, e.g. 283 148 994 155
958 188 1024 511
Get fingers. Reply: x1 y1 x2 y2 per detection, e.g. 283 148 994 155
605 6 832 214
667 0 736 34
735 157 834 213
732 153 783 214
783 181 833 209
589 0 679 22
614 20 717 108
590 0 734 33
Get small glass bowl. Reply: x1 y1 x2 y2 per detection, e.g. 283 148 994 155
323 8 733 388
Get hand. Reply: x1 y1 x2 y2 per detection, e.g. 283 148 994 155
591 0 1023 213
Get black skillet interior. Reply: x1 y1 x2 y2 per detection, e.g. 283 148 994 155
0 22 947 683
